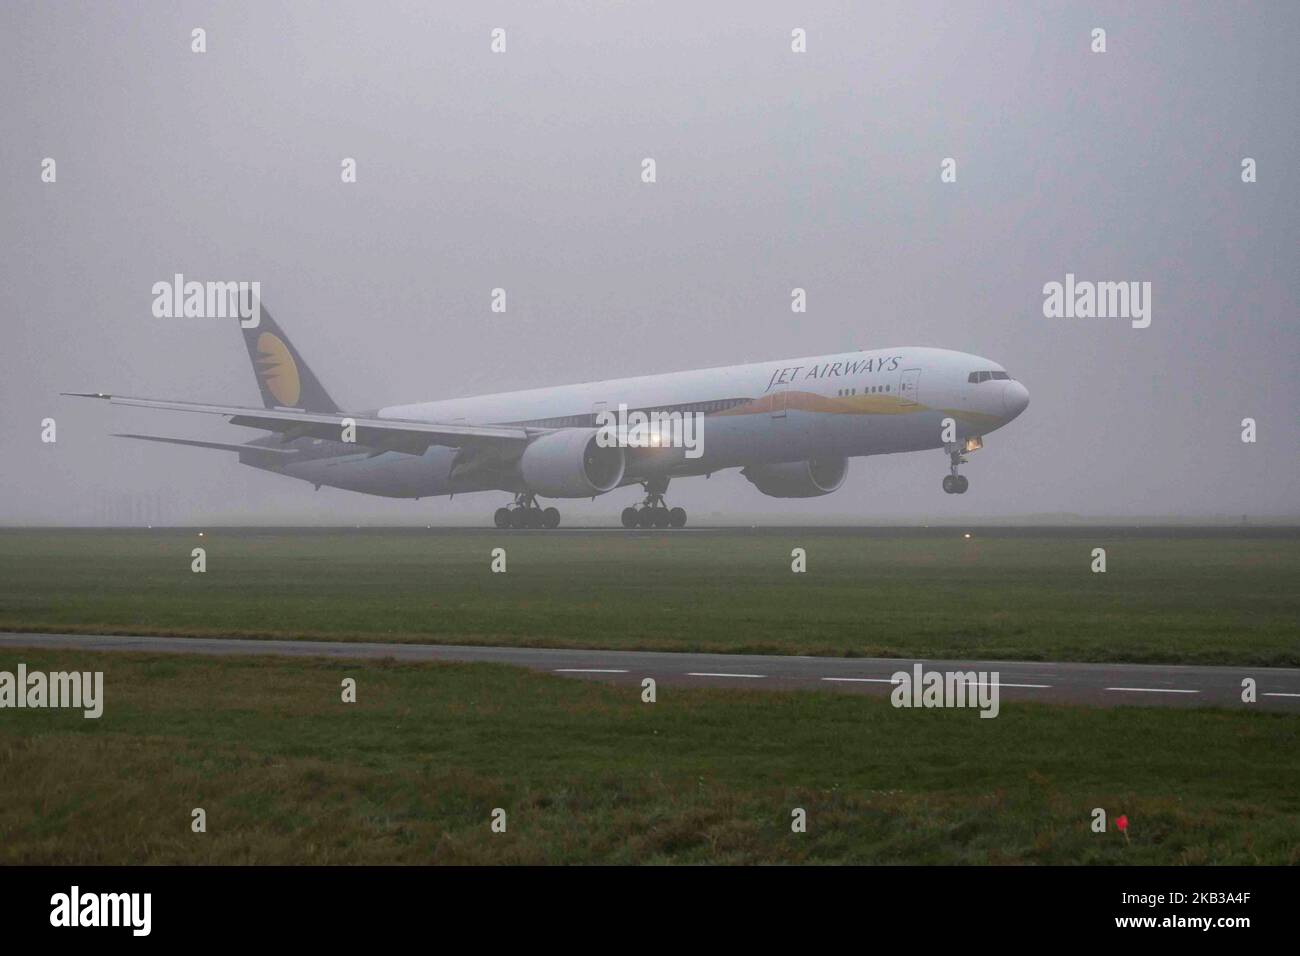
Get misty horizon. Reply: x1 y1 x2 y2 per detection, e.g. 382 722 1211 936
3 2 1297 526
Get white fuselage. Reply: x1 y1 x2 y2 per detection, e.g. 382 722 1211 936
268 346 1029 499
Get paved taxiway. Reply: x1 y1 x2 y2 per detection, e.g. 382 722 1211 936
2 632 1298 710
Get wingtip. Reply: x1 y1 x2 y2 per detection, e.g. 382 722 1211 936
62 391 112 399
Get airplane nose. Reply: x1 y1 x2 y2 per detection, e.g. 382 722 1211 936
1001 380 1030 419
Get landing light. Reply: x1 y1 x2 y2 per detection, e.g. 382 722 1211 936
963 437 984 453
963 533 972 539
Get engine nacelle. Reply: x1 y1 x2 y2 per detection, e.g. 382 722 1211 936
741 457 849 498
518 428 626 498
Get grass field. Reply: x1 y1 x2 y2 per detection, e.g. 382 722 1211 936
0 528 1296 666
2 648 1297 864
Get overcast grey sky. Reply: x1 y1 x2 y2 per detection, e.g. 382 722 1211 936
2 1 1297 525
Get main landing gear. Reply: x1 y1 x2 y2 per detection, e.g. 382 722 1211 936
494 493 561 530
942 447 970 495
621 477 687 529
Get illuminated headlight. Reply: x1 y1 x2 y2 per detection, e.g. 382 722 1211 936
963 436 984 453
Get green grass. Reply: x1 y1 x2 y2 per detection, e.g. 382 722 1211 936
2 649 1297 864
0 529 1296 666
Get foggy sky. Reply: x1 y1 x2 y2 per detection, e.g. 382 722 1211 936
2 1 1298 526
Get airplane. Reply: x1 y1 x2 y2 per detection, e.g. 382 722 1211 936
68 308 1029 529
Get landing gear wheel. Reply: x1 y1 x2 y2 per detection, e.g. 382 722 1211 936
626 478 688 530
496 493 561 529
943 446 971 496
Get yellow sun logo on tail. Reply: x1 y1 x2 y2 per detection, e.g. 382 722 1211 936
255 332 301 406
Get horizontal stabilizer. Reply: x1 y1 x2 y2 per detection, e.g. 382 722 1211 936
113 434 298 456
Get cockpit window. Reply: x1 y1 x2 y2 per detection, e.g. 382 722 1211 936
968 370 1011 383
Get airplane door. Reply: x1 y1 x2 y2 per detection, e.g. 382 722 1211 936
898 368 920 406
770 385 788 419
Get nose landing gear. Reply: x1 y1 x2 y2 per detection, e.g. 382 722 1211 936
942 448 970 495
621 477 687 529
494 493 561 529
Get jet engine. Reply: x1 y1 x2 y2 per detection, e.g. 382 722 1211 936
518 428 626 498
741 456 848 498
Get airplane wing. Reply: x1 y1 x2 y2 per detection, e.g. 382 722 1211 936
66 393 539 455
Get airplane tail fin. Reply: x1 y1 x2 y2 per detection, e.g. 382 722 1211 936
242 308 340 412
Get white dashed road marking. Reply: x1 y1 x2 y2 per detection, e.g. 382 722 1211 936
553 668 629 674
687 672 765 679
1106 687 1199 694
822 677 900 684
821 677 1051 688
